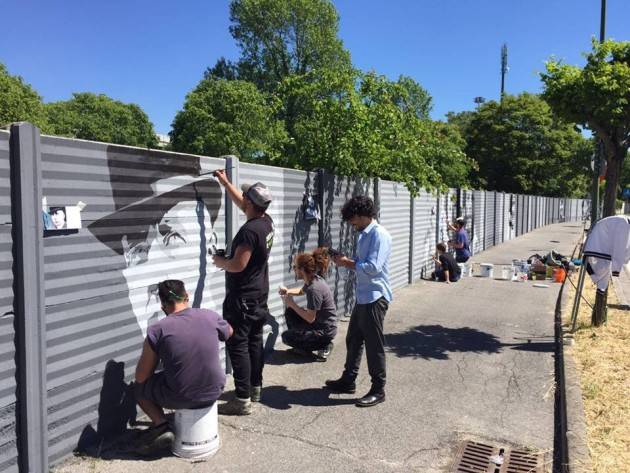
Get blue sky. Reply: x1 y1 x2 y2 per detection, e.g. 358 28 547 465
2 1 629 133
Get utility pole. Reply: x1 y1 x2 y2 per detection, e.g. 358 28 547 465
500 44 508 102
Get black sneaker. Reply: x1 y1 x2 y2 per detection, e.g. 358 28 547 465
289 347 314 358
324 377 356 394
315 343 334 362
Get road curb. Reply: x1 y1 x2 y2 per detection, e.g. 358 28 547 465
558 273 593 473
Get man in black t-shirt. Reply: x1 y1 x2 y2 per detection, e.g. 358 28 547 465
212 170 274 415
431 242 461 283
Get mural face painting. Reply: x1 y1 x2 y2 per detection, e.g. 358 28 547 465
89 154 223 339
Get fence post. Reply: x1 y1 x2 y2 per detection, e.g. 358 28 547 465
316 169 326 247
409 195 415 284
224 155 240 252
373 177 381 221
493 192 497 247
10 123 48 473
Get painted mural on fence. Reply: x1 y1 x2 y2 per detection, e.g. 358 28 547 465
89 151 223 338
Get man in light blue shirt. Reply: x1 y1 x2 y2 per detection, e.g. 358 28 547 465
326 196 392 407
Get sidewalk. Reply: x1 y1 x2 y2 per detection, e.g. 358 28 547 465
55 222 584 473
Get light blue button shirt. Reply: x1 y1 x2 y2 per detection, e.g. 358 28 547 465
354 220 393 304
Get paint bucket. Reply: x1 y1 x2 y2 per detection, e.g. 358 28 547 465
458 263 468 277
172 402 220 459
553 267 566 283
500 265 511 280
480 263 494 278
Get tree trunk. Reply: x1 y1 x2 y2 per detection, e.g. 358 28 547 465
593 146 625 326
592 289 608 326
601 147 625 218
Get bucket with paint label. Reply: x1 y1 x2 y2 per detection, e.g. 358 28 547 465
458 263 469 277
480 263 494 278
172 402 220 459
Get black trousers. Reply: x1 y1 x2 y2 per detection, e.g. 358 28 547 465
223 294 268 399
281 308 333 352
342 297 389 392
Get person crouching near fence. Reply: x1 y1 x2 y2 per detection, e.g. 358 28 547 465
279 248 337 361
431 243 461 284
133 280 232 452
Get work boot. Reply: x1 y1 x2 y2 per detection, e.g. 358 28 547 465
135 422 174 456
218 397 252 416
251 385 262 402
315 343 334 362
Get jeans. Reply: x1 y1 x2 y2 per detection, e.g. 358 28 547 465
223 294 268 399
431 269 460 282
455 254 470 263
281 308 333 352
342 297 389 392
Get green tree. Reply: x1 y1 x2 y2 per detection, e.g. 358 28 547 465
45 93 157 147
462 93 590 197
541 39 630 216
170 78 288 162
228 0 351 89
0 63 48 129
284 70 471 193
392 75 432 120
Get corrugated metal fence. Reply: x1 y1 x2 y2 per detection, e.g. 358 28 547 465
0 124 589 470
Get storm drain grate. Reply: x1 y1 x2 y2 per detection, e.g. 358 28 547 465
452 440 547 473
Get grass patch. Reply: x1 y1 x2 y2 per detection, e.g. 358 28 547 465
564 271 630 473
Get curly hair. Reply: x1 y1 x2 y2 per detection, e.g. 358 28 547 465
312 247 330 276
294 247 330 277
341 195 377 221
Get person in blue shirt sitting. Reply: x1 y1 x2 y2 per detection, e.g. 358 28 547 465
447 217 471 263
326 196 392 408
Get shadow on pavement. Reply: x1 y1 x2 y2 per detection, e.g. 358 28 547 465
265 349 321 365
260 386 356 410
385 325 555 360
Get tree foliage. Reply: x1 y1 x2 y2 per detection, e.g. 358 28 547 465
187 0 469 193
0 63 48 129
170 78 287 162
541 39 630 215
45 93 157 147
460 93 590 197
283 70 472 193
227 0 351 89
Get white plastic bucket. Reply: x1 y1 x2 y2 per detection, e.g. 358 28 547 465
499 265 511 280
172 402 220 459
458 263 468 277
480 263 494 278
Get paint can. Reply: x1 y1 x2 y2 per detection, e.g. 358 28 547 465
172 402 220 459
480 263 494 278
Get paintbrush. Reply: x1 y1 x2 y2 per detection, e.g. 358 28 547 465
199 166 235 177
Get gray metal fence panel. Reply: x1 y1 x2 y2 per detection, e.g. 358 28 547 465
527 195 533 232
484 192 496 249
321 175 372 317
412 190 437 280
238 162 320 339
379 180 410 289
495 193 505 244
472 191 485 254
40 136 228 464
0 131 18 473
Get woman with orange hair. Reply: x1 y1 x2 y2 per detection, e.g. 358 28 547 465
279 248 337 361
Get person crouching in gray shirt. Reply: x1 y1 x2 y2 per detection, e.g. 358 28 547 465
279 248 337 361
